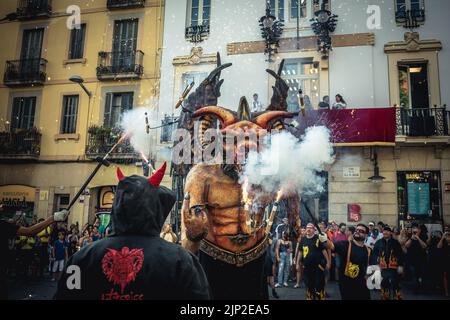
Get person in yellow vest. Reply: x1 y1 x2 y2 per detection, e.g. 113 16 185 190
0 204 69 299
36 219 52 278
17 231 37 278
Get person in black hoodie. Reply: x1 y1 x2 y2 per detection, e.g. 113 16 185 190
54 163 210 300
370 226 405 300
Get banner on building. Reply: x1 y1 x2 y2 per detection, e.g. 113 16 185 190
291 107 396 146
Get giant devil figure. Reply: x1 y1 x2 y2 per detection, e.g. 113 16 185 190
178 59 301 299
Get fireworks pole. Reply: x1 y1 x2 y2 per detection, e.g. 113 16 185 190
299 88 305 117
301 198 322 235
175 82 195 109
66 133 129 212
265 201 280 235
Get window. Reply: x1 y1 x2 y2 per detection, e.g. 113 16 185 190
395 0 425 22
397 171 442 223
104 92 134 128
61 95 79 134
11 97 36 131
182 71 208 93
54 194 70 212
188 0 211 26
68 24 86 60
270 0 285 20
281 58 320 112
290 0 307 19
398 62 429 108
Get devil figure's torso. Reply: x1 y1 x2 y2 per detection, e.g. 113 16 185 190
185 164 270 254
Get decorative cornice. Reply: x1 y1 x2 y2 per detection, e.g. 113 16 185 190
384 32 442 53
172 47 217 66
227 33 375 55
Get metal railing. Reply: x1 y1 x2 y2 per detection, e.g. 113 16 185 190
4 58 48 86
185 24 210 44
160 115 179 143
17 0 52 19
85 127 138 161
107 0 146 10
396 107 449 137
96 50 144 80
0 129 41 158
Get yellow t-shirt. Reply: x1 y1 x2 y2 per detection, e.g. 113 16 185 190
37 226 51 244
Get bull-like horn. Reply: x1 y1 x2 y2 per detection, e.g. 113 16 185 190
117 166 125 181
206 63 232 83
255 111 295 129
148 162 166 187
192 106 236 127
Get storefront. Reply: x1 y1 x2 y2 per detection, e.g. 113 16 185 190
397 171 443 226
0 184 36 223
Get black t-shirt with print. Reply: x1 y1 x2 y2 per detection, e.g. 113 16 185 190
335 240 370 281
299 235 326 268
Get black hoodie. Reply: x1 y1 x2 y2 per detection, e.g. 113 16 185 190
54 175 210 300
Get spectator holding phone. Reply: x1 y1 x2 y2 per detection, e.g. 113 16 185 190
405 223 428 293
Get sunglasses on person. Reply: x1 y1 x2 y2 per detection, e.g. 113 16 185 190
354 228 367 234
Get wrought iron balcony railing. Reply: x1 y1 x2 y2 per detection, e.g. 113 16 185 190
4 58 48 87
96 50 144 80
86 126 139 162
396 107 449 137
185 24 210 44
17 0 52 20
107 0 146 10
0 128 41 159
395 9 425 29
160 115 179 143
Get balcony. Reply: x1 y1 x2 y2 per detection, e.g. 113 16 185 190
0 128 41 160
396 107 449 141
160 115 179 143
185 24 210 44
4 58 48 87
17 0 52 20
86 126 139 162
107 0 146 10
96 51 144 81
395 9 425 28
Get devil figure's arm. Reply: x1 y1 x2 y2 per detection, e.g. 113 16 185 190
181 166 210 254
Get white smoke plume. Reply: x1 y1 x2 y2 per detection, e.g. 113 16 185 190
240 126 335 198
120 107 159 157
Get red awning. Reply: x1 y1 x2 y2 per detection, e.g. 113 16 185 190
290 107 396 146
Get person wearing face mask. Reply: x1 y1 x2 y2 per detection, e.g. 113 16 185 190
325 224 372 300
370 226 405 300
298 223 329 300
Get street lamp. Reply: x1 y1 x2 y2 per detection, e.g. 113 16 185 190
69 75 92 98
310 2 338 59
368 148 385 184
259 3 284 62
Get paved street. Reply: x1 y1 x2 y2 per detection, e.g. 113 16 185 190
6 276 450 300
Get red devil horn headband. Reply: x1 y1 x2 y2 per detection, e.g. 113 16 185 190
116 162 167 188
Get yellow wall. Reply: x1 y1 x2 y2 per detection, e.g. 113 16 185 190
0 0 165 159
0 0 165 226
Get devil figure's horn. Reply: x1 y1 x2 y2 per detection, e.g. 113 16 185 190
148 162 167 187
117 167 125 181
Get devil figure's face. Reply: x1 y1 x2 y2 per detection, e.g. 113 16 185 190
193 106 294 177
